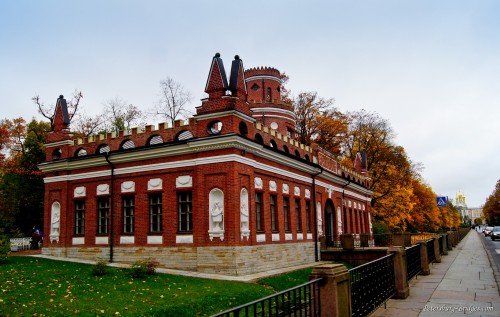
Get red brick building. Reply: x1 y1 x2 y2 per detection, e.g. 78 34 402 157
39 53 373 275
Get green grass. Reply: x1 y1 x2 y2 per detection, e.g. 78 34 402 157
0 257 316 317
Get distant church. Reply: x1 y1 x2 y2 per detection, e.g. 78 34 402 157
39 53 373 276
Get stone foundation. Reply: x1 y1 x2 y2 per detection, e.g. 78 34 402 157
42 242 316 276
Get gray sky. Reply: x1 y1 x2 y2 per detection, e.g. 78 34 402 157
1 0 499 207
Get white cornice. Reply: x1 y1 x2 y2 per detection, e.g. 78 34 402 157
245 75 282 84
194 110 256 123
250 107 296 118
45 139 75 148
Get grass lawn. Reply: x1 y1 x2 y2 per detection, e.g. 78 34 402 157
0 256 313 317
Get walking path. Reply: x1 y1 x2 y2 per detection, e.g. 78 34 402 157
372 230 500 317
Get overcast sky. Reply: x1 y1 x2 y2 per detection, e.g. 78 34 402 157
1 0 499 207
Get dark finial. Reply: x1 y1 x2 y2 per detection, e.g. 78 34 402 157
215 52 220 57
234 55 240 60
59 95 64 99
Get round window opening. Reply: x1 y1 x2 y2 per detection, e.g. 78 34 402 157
208 121 223 135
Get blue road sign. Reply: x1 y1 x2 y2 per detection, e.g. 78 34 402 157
436 196 447 207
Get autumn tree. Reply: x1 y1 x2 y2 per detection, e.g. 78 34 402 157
33 90 83 129
153 77 192 126
0 118 49 235
407 179 441 232
483 179 500 225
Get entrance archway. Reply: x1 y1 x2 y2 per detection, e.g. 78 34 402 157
324 199 336 247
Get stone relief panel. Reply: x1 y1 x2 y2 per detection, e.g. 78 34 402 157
254 177 263 189
294 186 300 196
121 181 135 193
74 186 86 198
283 183 289 194
148 178 163 191
269 180 277 192
50 202 60 243
240 188 250 240
176 175 192 188
305 189 311 199
317 202 323 236
96 184 109 195
337 206 343 235
208 188 224 241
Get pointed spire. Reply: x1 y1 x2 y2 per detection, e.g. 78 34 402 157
204 53 228 99
229 55 247 99
53 95 70 131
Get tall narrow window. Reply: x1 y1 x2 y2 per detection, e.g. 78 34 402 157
149 193 162 233
178 192 192 232
75 200 85 235
295 198 302 232
97 198 109 235
122 196 135 234
266 87 272 102
270 194 278 232
284 197 291 232
255 192 264 232
305 200 312 232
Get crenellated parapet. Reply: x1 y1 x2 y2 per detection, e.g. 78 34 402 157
244 67 282 80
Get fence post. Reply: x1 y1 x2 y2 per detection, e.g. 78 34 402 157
441 234 448 255
433 237 441 263
418 241 430 275
387 246 410 299
446 233 453 250
309 263 351 317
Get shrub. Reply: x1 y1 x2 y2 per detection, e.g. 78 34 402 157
130 258 159 278
0 235 10 263
91 260 109 276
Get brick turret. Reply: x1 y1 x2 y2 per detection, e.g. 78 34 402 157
245 67 296 138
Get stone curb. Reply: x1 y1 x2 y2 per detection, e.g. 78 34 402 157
477 231 500 295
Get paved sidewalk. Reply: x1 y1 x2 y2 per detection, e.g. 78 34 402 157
372 231 500 317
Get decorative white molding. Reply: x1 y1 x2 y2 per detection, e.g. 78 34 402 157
176 235 193 244
147 236 163 244
297 233 304 240
294 186 300 196
272 233 280 241
208 188 224 241
240 188 250 240
307 233 313 240
269 180 277 192
305 189 311 199
74 186 86 197
120 236 135 244
50 202 60 243
72 237 84 245
256 234 266 242
348 200 352 208
95 237 109 245
96 184 109 195
337 206 343 235
317 202 323 236
148 178 162 190
121 181 135 193
176 175 192 188
283 184 289 194
254 177 263 189
285 233 293 241
362 204 366 211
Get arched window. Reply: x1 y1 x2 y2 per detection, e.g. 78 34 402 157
254 133 264 144
75 148 87 157
304 154 310 161
283 145 289 153
266 87 272 102
176 130 194 141
52 148 62 160
239 122 248 137
120 139 135 150
295 150 300 157
207 121 223 135
270 140 278 149
148 135 163 145
97 144 110 154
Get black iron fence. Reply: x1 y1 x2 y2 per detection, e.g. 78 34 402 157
406 244 421 281
211 279 322 317
426 239 436 264
349 254 396 317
